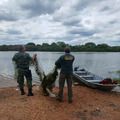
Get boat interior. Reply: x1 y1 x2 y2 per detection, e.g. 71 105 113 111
74 69 103 83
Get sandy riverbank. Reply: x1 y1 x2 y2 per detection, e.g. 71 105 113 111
0 85 120 120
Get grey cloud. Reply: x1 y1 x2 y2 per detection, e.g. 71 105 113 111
115 32 120 36
31 35 41 40
0 11 18 21
111 40 120 43
108 40 120 46
79 31 95 37
75 0 103 11
69 29 96 37
6 29 22 35
20 0 61 17
0 38 24 45
63 19 80 26
0 29 4 32
75 0 91 11
109 20 118 25
54 36 76 41
100 6 110 12
0 0 62 22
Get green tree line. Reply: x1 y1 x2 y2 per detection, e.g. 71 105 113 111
0 42 120 52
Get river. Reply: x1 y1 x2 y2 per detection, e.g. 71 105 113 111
0 52 120 81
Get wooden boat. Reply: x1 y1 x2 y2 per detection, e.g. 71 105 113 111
73 68 117 91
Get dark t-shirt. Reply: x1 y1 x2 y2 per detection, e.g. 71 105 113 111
55 53 74 74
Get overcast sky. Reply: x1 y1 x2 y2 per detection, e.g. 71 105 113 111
0 0 120 45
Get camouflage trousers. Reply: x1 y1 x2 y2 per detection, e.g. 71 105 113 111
17 68 32 89
58 73 73 101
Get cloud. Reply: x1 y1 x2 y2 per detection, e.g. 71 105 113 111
19 0 62 17
6 29 22 35
0 13 17 21
0 0 120 46
69 28 96 37
63 19 80 26
0 6 18 21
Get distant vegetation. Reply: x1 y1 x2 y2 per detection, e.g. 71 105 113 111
0 42 120 52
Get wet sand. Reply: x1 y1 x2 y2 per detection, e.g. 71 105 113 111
0 75 17 88
0 85 120 120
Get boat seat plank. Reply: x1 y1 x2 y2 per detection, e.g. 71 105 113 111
79 75 93 78
86 80 101 83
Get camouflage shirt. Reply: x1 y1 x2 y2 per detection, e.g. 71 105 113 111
12 52 32 70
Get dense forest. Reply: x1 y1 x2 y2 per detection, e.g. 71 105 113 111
0 42 120 52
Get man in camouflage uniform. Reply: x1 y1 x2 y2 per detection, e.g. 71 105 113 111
55 47 75 103
12 45 35 96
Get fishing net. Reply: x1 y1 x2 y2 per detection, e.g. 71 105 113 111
33 56 45 81
12 61 18 80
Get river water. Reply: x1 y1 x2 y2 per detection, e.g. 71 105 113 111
0 52 120 82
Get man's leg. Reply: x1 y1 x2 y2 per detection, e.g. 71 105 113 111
57 73 65 101
41 82 49 96
41 76 49 96
25 70 34 96
17 69 25 95
66 74 73 103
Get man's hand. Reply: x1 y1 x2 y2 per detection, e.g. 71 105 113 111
33 54 37 61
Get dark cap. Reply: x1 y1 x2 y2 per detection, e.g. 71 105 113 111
64 47 71 53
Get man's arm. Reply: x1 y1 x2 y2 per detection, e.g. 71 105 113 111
73 55 75 62
12 54 17 62
26 53 35 65
55 57 62 69
27 53 37 65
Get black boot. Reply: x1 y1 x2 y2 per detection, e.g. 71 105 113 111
20 88 25 95
27 88 34 96
68 99 73 103
56 95 63 102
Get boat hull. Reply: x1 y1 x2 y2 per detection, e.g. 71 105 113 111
73 70 116 91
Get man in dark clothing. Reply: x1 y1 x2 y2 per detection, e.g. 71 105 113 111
55 47 75 103
12 45 35 96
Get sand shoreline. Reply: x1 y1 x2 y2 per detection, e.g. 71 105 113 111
0 85 120 120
